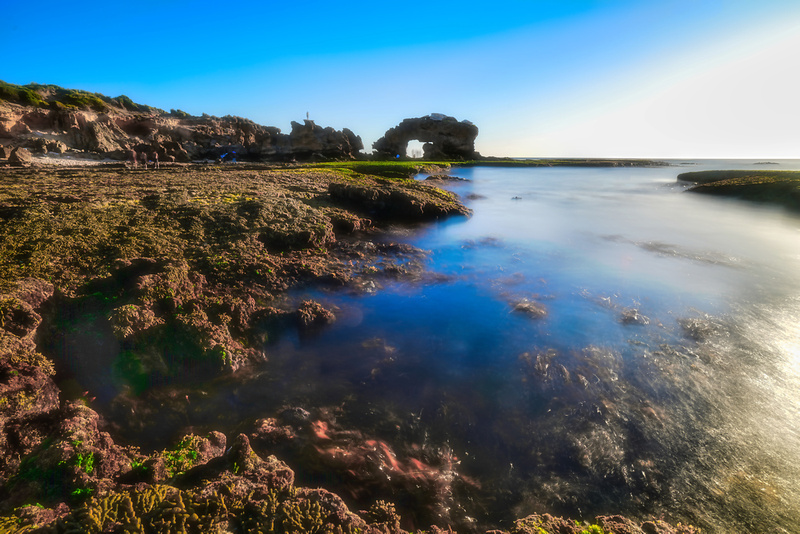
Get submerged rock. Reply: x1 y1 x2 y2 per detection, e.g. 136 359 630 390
620 308 650 325
511 298 547 319
296 300 336 330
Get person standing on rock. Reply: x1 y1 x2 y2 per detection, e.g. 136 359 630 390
128 149 138 168
139 151 148 169
151 151 159 169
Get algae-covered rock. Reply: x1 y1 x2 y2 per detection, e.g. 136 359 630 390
0 401 136 509
678 169 800 212
329 176 472 222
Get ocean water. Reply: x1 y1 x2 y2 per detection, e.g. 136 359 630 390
272 160 800 532
62 161 800 532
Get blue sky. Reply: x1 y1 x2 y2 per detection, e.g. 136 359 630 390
3 0 800 157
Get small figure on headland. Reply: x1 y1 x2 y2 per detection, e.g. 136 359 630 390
151 151 159 169
128 149 138 168
139 151 148 169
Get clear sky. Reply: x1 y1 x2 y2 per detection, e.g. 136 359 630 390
3 0 799 158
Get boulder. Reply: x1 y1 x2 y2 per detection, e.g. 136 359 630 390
46 140 67 154
8 147 33 166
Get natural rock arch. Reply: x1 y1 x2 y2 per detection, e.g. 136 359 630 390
372 114 479 160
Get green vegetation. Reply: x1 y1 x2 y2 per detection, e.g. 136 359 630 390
0 81 47 108
312 160 452 179
162 435 203 477
0 80 160 113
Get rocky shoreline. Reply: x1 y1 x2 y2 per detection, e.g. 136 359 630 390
0 161 706 533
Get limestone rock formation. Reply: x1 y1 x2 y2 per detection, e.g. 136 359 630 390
288 119 363 161
0 83 364 162
373 113 479 160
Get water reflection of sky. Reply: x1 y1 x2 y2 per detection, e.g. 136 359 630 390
306 161 800 531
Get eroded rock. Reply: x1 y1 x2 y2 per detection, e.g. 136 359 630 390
373 114 479 160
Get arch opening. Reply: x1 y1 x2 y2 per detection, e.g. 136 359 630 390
406 140 425 159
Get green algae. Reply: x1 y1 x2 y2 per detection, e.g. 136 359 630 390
161 435 204 478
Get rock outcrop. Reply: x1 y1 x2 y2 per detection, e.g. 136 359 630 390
678 170 800 212
7 147 32 166
0 84 364 162
288 119 363 161
373 114 479 160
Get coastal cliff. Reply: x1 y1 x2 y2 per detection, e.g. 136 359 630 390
0 81 363 162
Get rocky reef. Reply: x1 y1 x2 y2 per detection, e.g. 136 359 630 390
0 81 363 163
678 169 800 212
372 114 480 160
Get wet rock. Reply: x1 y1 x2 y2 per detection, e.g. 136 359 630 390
175 433 296 492
510 513 583 533
252 417 297 447
620 308 650 325
278 406 312 426
296 300 336 330
677 317 718 341
249 413 465 529
0 401 136 508
424 175 470 182
329 178 471 222
13 502 70 529
511 298 547 319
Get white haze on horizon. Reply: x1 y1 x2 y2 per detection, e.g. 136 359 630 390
479 19 800 159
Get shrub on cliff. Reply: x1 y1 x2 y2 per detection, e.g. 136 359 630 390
0 81 47 108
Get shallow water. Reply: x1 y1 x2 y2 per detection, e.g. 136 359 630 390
66 161 800 532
